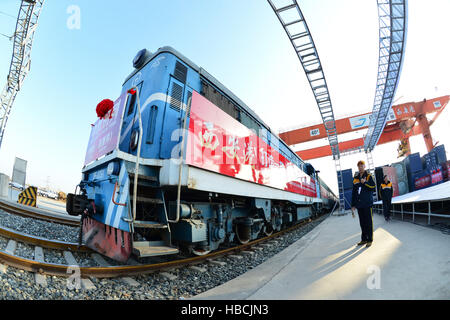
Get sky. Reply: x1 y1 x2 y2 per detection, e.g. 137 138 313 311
0 0 449 195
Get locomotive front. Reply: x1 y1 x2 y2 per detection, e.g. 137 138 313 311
66 47 325 262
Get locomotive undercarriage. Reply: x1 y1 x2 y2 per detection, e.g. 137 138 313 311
68 164 321 262
131 182 318 258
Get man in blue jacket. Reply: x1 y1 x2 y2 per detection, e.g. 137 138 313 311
351 160 376 247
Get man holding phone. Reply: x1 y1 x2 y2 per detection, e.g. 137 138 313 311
351 160 376 248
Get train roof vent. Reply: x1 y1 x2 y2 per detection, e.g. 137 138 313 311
174 61 187 83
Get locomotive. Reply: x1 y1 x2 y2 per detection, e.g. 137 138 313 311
66 46 338 262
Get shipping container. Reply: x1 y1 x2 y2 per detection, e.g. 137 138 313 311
430 165 444 185
422 152 438 170
409 170 424 192
442 160 450 182
340 169 353 191
414 172 431 190
403 153 422 174
433 144 447 164
343 189 353 210
397 180 409 195
392 161 409 195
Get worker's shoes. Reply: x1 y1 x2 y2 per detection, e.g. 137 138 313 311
365 242 372 248
357 241 367 246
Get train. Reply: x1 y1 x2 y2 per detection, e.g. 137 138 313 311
66 46 338 262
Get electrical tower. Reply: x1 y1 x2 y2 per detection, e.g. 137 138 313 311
0 0 45 148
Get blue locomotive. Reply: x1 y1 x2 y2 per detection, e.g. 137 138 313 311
66 46 337 262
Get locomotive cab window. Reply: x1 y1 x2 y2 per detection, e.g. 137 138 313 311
126 82 143 116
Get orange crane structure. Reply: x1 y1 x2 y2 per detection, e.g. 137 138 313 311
280 95 450 161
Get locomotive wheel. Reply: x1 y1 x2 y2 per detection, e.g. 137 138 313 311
235 224 251 244
192 248 211 256
263 223 274 237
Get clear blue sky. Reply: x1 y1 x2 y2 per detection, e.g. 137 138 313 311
0 0 449 194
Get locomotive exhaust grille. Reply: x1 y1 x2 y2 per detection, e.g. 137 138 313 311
169 82 183 111
174 61 187 83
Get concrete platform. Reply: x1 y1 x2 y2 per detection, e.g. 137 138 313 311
194 213 450 300
0 197 79 223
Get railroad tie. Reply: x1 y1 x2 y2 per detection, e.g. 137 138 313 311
207 259 227 266
34 247 47 287
91 253 140 287
5 240 17 255
160 272 178 281
91 253 109 267
121 277 140 287
63 251 78 266
189 265 207 273
228 254 243 260
81 278 96 291
64 251 96 290
252 246 264 251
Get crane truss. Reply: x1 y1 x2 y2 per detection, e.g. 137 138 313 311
267 0 345 212
0 0 45 148
364 0 407 152
267 0 340 159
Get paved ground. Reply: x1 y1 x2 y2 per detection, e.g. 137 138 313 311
194 212 450 300
36 196 66 214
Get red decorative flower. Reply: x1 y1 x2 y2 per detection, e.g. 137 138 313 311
96 99 114 118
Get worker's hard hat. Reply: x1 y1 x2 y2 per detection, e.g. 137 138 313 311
357 160 365 166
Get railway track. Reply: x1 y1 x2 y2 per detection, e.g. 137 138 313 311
0 204 330 280
0 198 79 227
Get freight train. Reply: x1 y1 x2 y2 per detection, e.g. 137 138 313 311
66 46 338 262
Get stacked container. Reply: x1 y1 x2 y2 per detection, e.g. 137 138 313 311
422 153 437 169
339 169 353 210
420 145 447 187
414 172 431 190
433 144 447 164
403 153 423 192
441 160 450 182
429 165 444 185
391 161 409 195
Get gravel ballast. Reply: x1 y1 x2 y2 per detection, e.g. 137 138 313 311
0 208 330 300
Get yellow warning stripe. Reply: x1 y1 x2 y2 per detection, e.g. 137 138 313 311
18 186 37 200
17 195 36 207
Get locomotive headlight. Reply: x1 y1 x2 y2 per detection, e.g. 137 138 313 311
133 49 150 69
107 161 120 176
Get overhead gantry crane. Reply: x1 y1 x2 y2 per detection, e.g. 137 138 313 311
269 0 407 212
0 0 45 149
267 0 345 212
279 95 449 160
